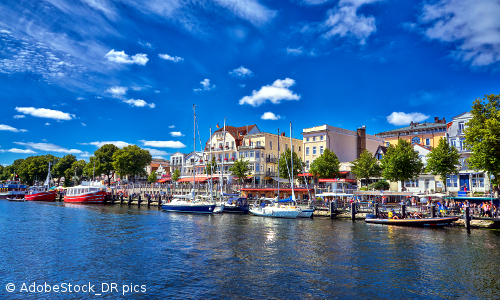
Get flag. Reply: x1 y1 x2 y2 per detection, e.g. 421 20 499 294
216 123 220 128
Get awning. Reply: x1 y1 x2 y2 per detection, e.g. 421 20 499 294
298 173 313 177
271 177 289 183
177 175 219 183
157 178 170 183
318 178 356 183
339 171 350 174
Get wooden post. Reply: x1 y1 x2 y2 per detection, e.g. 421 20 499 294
158 195 162 210
147 195 151 207
329 201 335 219
430 204 436 218
111 195 115 205
138 195 142 206
120 195 124 205
128 195 131 206
465 206 471 231
351 202 356 220
374 203 379 217
401 204 406 219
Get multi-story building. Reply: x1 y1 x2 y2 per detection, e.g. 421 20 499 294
376 117 447 148
145 159 170 177
170 152 187 174
446 112 490 193
302 125 384 169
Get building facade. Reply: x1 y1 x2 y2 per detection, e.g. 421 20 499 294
376 117 447 148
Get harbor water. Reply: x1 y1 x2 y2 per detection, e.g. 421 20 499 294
1 201 500 299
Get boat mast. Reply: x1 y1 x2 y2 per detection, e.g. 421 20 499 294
193 104 196 199
277 128 280 202
290 122 295 201
220 117 226 197
209 126 213 202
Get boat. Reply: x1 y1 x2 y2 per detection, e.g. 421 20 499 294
364 215 460 227
249 198 300 218
220 193 249 213
0 181 26 200
25 163 57 202
64 181 107 203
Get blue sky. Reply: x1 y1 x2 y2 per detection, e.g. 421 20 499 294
1 0 499 165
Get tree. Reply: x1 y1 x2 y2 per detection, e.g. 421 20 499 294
229 158 251 184
148 171 157 183
278 148 304 182
52 154 76 185
351 149 382 186
368 180 390 191
83 156 98 179
380 139 424 188
464 93 500 192
112 145 152 183
204 157 218 175
426 138 461 192
17 155 59 185
64 159 87 186
309 148 340 179
94 144 119 186
171 169 181 182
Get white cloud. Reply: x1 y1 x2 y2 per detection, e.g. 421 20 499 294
301 0 332 4
13 115 25 119
138 40 155 49
83 141 131 148
212 0 277 27
106 86 128 97
15 107 74 120
158 53 184 62
80 152 92 157
229 66 254 77
123 99 155 108
414 0 500 67
105 49 149 65
261 112 282 120
45 123 51 126
81 123 86 126
170 131 184 137
168 125 175 128
140 140 186 148
303 0 382 45
76 97 85 101
194 79 216 92
239 84 246 88
239 78 300 107
287 46 304 56
143 148 170 156
152 156 166 160
14 142 83 154
0 124 27 132
155 90 161 94
386 112 430 126
0 148 36 154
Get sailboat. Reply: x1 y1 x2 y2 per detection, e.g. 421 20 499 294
25 163 57 202
162 104 216 214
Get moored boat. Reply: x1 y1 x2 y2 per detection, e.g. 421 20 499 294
64 181 107 203
364 215 459 227
162 194 216 214
219 194 249 213
0 181 26 200
25 163 57 202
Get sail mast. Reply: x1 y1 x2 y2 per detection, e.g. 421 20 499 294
277 128 280 201
220 117 226 197
290 122 295 201
209 126 213 202
193 104 196 199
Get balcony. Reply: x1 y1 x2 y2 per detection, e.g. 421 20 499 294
266 157 277 163
238 145 265 151
265 171 277 177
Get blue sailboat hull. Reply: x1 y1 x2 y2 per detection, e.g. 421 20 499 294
162 204 216 214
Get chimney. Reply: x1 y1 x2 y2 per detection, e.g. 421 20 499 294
357 126 366 159
410 121 414 128
441 118 446 124
434 117 439 123
281 132 286 137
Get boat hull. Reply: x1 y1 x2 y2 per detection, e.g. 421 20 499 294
249 207 299 218
162 203 216 214
64 191 106 203
25 191 57 202
365 216 459 227
297 208 315 218
221 205 249 213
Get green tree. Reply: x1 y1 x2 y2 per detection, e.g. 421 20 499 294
278 148 304 182
351 149 382 186
112 145 152 183
426 138 461 192
309 148 340 179
171 169 181 182
94 144 119 186
52 154 76 185
368 180 390 191
148 171 157 183
83 156 98 179
464 94 500 191
64 159 87 186
204 157 218 175
18 155 59 185
380 139 424 188
229 158 251 183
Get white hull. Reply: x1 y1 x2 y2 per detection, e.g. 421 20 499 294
249 207 299 219
297 209 314 218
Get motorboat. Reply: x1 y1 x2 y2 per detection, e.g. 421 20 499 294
162 193 216 214
219 193 249 213
364 215 459 227
64 181 107 203
249 198 299 219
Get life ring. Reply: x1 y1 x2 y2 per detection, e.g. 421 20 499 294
393 216 399 219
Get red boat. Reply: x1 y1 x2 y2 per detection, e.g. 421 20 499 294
64 182 107 203
25 187 57 202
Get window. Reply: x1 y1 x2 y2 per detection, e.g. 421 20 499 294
232 141 234 149
250 151 254 158
306 160 309 168
405 180 419 187
412 137 420 144
255 163 259 173
447 175 458 187
458 122 465 134
306 147 309 155
245 151 248 158
425 138 430 146
472 174 484 187
306 137 309 142
313 147 316 155
386 142 390 147
313 136 316 141
320 146 324 154
269 141 273 150
320 135 324 141
459 138 465 151
299 146 301 152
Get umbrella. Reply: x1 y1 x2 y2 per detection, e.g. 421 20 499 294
420 197 428 203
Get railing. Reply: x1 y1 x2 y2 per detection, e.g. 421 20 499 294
238 145 265 150
266 157 277 163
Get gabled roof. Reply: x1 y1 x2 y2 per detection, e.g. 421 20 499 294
374 145 387 156
376 122 446 135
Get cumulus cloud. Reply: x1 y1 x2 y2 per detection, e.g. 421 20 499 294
140 140 186 148
105 49 149 65
154 90 161 94
14 142 83 154
0 124 27 132
81 123 86 126
158 53 184 62
386 112 430 126
123 99 155 108
239 78 300 107
229 66 254 77
261 112 282 120
168 125 175 128
83 141 131 148
287 46 304 56
0 148 36 154
45 123 51 126
194 79 216 92
76 97 85 101
106 86 128 97
239 84 246 88
170 131 184 137
13 115 25 119
212 0 277 27
413 0 500 67
15 107 74 120
143 148 170 156
303 0 382 45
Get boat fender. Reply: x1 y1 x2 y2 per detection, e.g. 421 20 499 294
393 216 399 219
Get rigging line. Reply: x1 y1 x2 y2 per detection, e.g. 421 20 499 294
196 119 213 193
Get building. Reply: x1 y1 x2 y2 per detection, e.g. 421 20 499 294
170 152 187 174
376 117 447 148
446 112 490 194
145 159 170 177
302 124 384 170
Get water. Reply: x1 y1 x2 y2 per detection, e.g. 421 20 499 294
1 201 500 299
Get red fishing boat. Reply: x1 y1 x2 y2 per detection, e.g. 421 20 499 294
64 181 107 203
25 163 57 202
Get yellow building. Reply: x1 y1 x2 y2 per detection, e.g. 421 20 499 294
376 117 447 148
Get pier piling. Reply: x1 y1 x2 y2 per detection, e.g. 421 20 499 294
147 195 151 207
465 206 471 230
430 204 436 218
158 195 162 210
374 203 379 216
401 204 406 219
329 201 335 219
138 195 142 206
111 195 115 205
351 202 356 220
120 195 124 205
128 195 131 206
